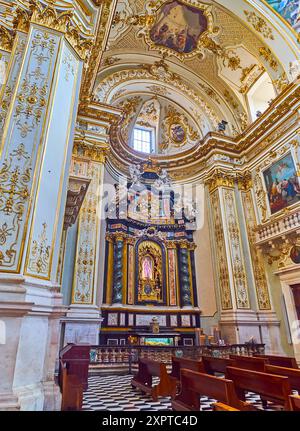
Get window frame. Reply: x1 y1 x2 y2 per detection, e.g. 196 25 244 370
132 126 155 154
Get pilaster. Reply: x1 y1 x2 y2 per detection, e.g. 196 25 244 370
0 0 90 410
63 101 120 345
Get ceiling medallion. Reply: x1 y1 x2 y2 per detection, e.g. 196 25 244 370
142 0 217 61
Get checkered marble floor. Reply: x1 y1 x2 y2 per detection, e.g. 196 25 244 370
82 374 286 411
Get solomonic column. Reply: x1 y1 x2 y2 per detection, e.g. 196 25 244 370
0 1 90 410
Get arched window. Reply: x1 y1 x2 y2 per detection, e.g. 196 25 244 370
133 126 155 153
132 98 160 153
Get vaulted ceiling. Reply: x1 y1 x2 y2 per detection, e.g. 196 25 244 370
92 0 297 158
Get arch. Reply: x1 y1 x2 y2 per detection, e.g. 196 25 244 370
135 238 167 305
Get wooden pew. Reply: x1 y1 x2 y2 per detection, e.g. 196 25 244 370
213 402 240 411
289 395 300 411
170 356 205 381
254 354 298 369
131 358 177 401
265 364 300 393
229 354 268 372
201 356 235 375
172 369 254 411
60 361 83 411
226 366 292 410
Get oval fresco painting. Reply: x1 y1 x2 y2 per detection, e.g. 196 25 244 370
150 0 208 54
290 246 300 264
170 123 186 144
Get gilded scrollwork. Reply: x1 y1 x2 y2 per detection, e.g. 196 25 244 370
253 170 268 223
0 28 60 272
259 47 278 71
0 144 30 267
72 162 103 304
159 105 200 152
210 190 233 310
0 26 14 51
241 191 271 310
27 222 50 275
0 34 27 137
244 10 274 40
223 189 250 309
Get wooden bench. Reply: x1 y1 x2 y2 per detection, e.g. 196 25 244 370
60 361 83 411
226 366 292 410
229 354 268 372
172 369 254 411
201 356 235 375
213 402 240 411
254 354 298 369
265 364 300 393
170 356 205 381
131 358 177 401
289 395 300 411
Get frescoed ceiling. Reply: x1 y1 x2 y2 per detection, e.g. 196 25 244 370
93 0 294 159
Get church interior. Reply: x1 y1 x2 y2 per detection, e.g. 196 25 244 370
0 0 300 413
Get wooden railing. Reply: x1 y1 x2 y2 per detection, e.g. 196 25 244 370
89 343 265 373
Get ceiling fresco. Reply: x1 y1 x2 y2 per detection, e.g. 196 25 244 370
265 0 300 32
93 0 289 158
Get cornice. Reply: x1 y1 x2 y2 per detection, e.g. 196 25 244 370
107 80 300 181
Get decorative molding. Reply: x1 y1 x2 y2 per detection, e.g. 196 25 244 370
259 46 278 71
27 222 50 275
241 190 271 310
222 188 250 309
0 26 14 51
205 169 235 193
244 10 274 40
210 190 233 310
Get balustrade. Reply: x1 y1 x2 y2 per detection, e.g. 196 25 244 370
89 343 265 372
256 208 300 243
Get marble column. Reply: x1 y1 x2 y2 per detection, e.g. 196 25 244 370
178 241 193 307
112 234 125 305
0 2 88 410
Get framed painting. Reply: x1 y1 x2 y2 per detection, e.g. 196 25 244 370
150 1 208 54
144 0 214 60
263 152 300 215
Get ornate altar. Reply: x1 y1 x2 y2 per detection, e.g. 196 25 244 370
101 161 201 346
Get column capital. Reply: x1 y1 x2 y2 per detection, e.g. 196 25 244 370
205 169 235 193
178 240 189 249
166 240 177 249
73 140 109 163
30 0 73 33
11 1 93 60
0 27 14 52
237 171 253 191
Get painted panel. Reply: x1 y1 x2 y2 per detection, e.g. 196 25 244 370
25 43 80 278
0 28 60 272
